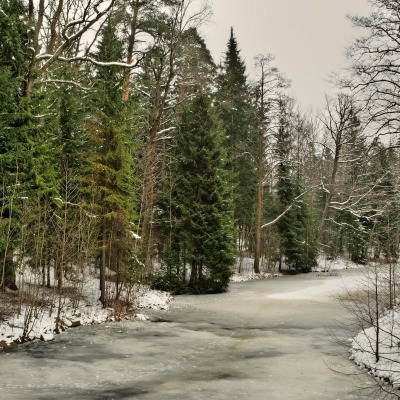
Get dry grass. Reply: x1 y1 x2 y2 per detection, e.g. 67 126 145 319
60 285 87 302
337 289 371 303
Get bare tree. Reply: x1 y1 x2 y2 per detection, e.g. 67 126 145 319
25 0 117 95
252 54 288 273
346 0 400 144
318 93 359 246
340 264 400 399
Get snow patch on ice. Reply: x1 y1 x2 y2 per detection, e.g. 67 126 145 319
231 272 282 282
267 275 353 301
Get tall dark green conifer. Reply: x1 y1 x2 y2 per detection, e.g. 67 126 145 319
175 93 235 293
275 98 317 272
217 28 257 264
337 110 370 263
85 18 135 305
0 0 30 288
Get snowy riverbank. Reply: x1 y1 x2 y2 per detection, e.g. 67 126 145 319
0 255 358 347
0 273 171 348
347 263 400 394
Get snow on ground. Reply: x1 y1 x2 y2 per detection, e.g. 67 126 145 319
348 263 400 392
231 271 282 282
313 256 362 272
230 257 282 282
350 308 400 390
231 255 358 283
0 271 171 348
137 288 171 310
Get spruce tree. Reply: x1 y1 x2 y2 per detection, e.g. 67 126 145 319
337 111 370 263
275 99 317 272
368 143 400 261
217 28 257 264
174 27 217 101
84 18 135 305
175 93 235 293
0 0 30 289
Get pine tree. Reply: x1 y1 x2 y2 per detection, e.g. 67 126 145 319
174 93 235 293
0 63 22 289
0 0 27 80
368 143 400 261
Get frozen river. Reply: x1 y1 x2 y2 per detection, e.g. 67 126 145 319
1 270 366 399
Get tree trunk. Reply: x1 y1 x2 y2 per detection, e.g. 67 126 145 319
318 149 340 242
254 123 265 274
140 124 158 280
375 267 380 363
100 226 107 307
122 2 140 101
189 262 197 287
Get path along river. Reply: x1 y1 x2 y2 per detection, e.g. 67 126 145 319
0 269 367 400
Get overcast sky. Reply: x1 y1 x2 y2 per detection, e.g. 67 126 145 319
200 0 371 111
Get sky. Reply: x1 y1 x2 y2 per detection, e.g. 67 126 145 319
200 0 371 112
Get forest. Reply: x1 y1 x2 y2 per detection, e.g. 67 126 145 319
0 0 399 314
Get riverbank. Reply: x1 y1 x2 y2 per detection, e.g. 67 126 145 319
0 272 171 348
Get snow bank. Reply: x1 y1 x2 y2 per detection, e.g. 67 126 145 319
231 271 282 282
0 273 171 349
231 255 359 283
346 263 400 393
350 308 400 389
313 256 361 272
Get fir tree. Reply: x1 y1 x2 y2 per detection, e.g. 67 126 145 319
337 110 370 263
0 0 28 81
174 27 217 101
